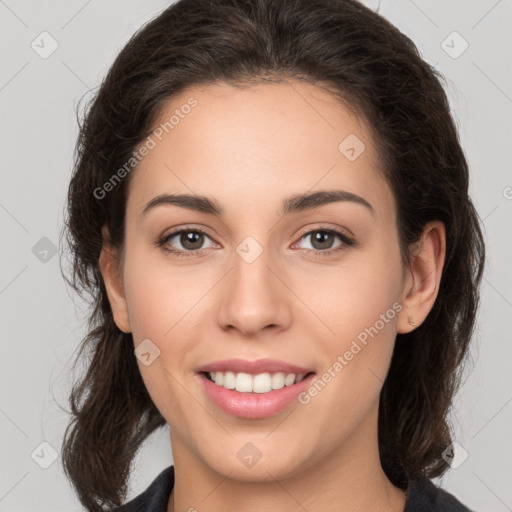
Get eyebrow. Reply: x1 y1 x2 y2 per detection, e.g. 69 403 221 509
142 189 375 218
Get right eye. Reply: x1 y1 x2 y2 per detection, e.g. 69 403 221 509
157 228 218 257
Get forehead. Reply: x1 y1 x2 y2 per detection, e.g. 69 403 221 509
126 80 393 221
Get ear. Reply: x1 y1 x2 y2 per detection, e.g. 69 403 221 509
98 225 131 333
397 220 446 334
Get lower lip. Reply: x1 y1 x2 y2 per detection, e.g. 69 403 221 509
198 372 316 419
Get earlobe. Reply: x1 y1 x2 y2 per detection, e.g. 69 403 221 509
397 221 446 334
98 225 131 333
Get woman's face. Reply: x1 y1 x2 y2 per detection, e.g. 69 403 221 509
110 80 412 480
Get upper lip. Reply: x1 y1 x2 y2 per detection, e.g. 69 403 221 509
196 358 315 375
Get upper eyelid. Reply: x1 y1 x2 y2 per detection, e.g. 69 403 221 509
295 224 353 240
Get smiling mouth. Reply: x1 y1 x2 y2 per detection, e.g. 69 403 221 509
202 370 315 393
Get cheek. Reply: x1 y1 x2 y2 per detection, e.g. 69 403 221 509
121 248 201 422
121 243 210 378
123 265 172 341
302 236 403 392
304 239 402 342
122 239 196 340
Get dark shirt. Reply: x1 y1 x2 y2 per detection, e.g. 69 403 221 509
113 465 475 511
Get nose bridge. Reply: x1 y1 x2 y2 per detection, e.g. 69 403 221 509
216 231 291 335
233 235 275 292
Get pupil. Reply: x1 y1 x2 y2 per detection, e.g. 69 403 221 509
182 231 203 250
313 231 333 250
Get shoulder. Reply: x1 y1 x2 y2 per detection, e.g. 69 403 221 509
112 465 175 512
405 474 475 512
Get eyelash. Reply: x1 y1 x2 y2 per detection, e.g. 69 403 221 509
157 226 355 258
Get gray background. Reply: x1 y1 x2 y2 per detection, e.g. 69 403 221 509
1 0 511 510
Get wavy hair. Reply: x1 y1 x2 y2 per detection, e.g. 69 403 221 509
60 0 486 509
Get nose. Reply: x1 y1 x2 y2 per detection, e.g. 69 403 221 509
216 242 292 338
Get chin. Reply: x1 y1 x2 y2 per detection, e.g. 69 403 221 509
200 441 311 483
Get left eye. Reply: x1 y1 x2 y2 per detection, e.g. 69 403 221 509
294 229 352 252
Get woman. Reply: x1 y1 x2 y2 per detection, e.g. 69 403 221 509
61 0 485 510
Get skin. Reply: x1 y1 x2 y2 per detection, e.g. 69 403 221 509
99 80 445 512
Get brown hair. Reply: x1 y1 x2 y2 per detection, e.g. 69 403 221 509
60 0 485 509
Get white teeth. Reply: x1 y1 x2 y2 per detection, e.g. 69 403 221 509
253 373 272 393
207 371 309 393
284 373 296 386
235 372 253 392
223 371 236 389
271 372 285 390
